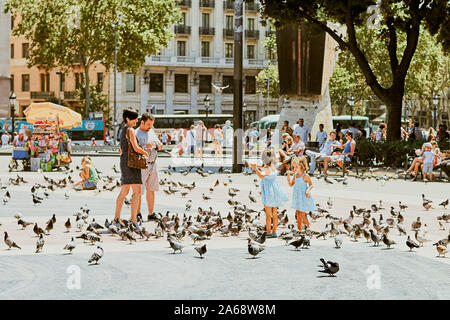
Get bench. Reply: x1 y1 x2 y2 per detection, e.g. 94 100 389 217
315 150 359 177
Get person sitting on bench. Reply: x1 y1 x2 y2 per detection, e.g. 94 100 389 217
305 131 341 176
73 156 99 190
323 131 356 175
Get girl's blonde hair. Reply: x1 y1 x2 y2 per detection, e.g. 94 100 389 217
81 156 92 165
292 157 306 172
261 148 276 166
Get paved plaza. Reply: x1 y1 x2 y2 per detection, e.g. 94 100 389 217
0 155 449 300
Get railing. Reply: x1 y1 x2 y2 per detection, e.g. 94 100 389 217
247 59 264 65
174 24 191 35
176 0 191 7
176 56 195 63
199 0 215 8
245 29 259 39
31 91 55 100
225 58 234 64
245 1 259 11
151 55 171 62
63 91 78 100
199 26 215 36
223 0 235 10
223 28 234 38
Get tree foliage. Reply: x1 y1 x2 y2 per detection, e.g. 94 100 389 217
256 64 280 99
260 0 449 140
5 0 180 115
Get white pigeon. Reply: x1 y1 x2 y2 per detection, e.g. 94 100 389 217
211 82 230 94
63 237 76 254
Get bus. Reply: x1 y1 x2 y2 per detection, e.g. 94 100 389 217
332 115 370 137
152 114 233 143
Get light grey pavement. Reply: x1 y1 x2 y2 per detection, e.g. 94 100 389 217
0 155 449 299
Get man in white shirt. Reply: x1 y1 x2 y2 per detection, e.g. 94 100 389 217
293 118 310 144
316 123 327 149
135 113 163 218
306 131 341 175
186 125 196 157
1 132 9 147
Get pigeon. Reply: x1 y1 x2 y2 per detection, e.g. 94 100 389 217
334 234 343 248
45 219 54 234
17 219 33 230
3 232 21 250
64 192 69 200
369 229 381 246
318 258 339 277
439 199 448 209
434 243 448 258
248 239 265 258
382 234 396 248
168 239 184 254
327 197 333 209
88 246 104 265
64 218 71 233
211 83 230 93
63 237 76 254
398 201 408 211
248 192 256 203
289 237 304 251
35 234 45 253
202 194 211 201
33 223 45 237
414 230 426 247
194 244 207 258
406 235 420 252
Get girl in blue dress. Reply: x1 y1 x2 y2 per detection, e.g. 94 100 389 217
250 149 289 238
287 157 315 231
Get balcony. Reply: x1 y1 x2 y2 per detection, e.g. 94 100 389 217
223 28 234 38
245 30 259 39
223 0 234 10
245 1 259 11
174 24 191 35
176 0 191 7
199 0 215 8
31 91 55 100
176 56 195 63
201 57 220 64
151 55 171 62
225 58 234 64
247 59 264 66
64 91 78 100
199 26 215 36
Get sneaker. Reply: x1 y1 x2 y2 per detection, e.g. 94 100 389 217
411 176 417 181
315 155 321 161
271 233 277 238
423 178 428 182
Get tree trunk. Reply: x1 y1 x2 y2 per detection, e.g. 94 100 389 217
83 63 91 118
385 92 403 141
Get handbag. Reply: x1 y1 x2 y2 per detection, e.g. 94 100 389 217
126 128 147 169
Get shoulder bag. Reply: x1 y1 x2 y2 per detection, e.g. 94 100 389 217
126 128 147 169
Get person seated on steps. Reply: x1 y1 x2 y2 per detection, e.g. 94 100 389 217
73 156 99 190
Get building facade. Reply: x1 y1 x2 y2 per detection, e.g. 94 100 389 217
0 0 11 118
109 0 279 126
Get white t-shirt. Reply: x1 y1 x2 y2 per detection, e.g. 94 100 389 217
292 141 305 156
1 134 9 145
422 150 435 165
186 129 196 146
316 130 327 146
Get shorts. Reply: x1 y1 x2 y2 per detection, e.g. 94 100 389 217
141 162 159 192
195 140 203 148
422 163 433 173
83 180 97 189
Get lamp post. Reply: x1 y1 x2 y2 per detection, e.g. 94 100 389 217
265 77 270 116
9 92 16 134
347 94 355 122
204 95 210 119
432 93 439 129
56 71 63 105
112 18 122 145
242 102 247 129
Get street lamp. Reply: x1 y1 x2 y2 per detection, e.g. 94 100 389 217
242 102 247 129
56 70 63 105
432 93 439 129
9 92 16 134
112 17 122 145
347 94 355 122
265 77 270 116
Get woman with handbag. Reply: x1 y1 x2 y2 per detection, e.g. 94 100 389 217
114 109 149 229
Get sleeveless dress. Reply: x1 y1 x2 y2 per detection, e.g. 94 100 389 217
119 125 142 185
292 173 316 212
260 167 289 207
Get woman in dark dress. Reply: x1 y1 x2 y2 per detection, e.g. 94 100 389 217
114 109 149 228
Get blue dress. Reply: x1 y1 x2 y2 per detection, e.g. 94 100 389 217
292 173 316 212
260 167 289 207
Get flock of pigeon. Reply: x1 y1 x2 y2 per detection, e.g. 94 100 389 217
1 163 449 275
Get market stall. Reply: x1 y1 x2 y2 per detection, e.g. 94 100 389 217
12 102 82 172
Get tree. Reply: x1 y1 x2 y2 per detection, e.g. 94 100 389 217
76 83 111 130
5 0 180 117
256 64 280 100
260 0 449 140
329 26 449 117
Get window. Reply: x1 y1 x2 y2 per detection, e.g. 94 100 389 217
177 41 186 56
199 75 212 93
245 76 256 94
10 74 14 92
225 43 233 58
75 73 84 90
21 74 30 92
149 73 164 92
180 12 186 25
175 74 188 93
222 75 233 94
247 18 255 31
226 15 233 29
202 13 210 28
247 45 255 59
40 74 45 91
97 73 103 89
60 73 65 91
22 43 29 58
10 44 14 59
126 73 135 92
11 16 14 29
201 41 210 57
